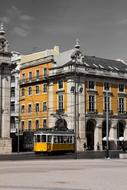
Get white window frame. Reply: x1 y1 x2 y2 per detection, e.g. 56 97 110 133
28 71 32 81
58 81 64 90
88 80 95 90
43 102 47 112
21 120 25 131
21 87 25 97
118 83 125 93
35 119 39 129
103 95 111 112
35 69 40 80
28 86 32 96
103 82 111 91
57 94 64 111
28 120 32 131
43 68 48 77
88 95 96 111
35 85 40 94
28 103 32 113
43 83 47 93
43 119 47 128
21 104 25 113
118 97 125 113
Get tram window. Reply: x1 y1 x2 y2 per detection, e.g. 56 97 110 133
54 136 58 143
60 136 63 143
37 135 41 142
63 136 67 143
42 135 46 142
47 135 51 143
67 137 70 143
69 137 72 143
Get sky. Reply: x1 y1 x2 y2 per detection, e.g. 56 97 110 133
1 0 127 60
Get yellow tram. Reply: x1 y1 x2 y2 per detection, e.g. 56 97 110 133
33 129 75 154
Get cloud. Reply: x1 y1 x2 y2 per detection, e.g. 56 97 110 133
0 16 10 24
7 6 21 17
117 18 127 25
13 27 28 37
1 5 34 37
20 15 33 21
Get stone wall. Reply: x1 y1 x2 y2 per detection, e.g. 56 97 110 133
0 138 12 154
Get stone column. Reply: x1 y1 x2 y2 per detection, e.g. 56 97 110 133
66 79 75 130
110 119 117 150
48 82 55 128
94 119 102 150
77 82 85 151
1 69 11 138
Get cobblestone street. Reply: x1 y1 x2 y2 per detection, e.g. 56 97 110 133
0 159 127 190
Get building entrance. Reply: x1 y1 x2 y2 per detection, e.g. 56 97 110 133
86 119 96 150
102 120 111 150
117 120 125 150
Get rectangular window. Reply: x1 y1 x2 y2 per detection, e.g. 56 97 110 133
43 119 47 128
21 87 25 96
43 83 47 92
21 121 24 131
58 81 63 89
11 102 15 112
11 76 15 83
36 70 40 80
104 82 110 91
44 68 47 77
29 72 32 81
21 105 25 113
88 81 95 89
35 103 39 112
119 97 124 113
22 73 25 83
43 102 47 112
58 94 63 111
88 95 95 111
28 104 32 113
28 120 32 131
11 87 15 97
119 84 124 92
35 120 39 129
104 96 110 112
28 86 32 95
36 85 39 94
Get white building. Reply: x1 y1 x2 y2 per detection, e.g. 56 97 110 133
10 52 21 134
0 24 15 154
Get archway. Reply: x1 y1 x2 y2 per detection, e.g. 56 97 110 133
102 120 111 150
117 120 125 149
86 119 96 150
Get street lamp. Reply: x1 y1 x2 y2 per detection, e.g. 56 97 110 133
106 91 109 159
71 39 80 159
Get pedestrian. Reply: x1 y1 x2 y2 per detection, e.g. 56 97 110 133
83 142 86 151
97 142 100 150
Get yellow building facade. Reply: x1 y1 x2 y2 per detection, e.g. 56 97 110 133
20 46 59 134
20 44 127 151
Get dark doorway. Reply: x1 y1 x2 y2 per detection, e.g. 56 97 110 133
102 120 111 150
117 120 125 150
86 119 96 150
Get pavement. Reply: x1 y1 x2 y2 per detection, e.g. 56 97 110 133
0 150 122 161
0 159 127 190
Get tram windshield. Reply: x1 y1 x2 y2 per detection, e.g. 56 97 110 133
35 135 46 142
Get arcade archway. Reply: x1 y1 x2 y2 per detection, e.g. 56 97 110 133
102 120 111 150
117 120 125 149
86 119 96 150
